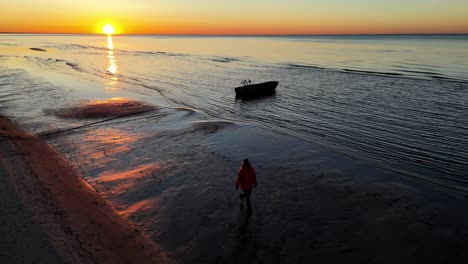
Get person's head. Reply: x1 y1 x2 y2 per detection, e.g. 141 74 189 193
243 158 251 167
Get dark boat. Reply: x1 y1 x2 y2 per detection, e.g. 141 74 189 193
235 81 279 98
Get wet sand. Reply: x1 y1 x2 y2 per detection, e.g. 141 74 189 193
2 97 468 263
48 110 468 263
0 156 63 264
45 97 157 119
0 116 169 263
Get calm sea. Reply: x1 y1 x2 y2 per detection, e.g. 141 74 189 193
1 34 467 193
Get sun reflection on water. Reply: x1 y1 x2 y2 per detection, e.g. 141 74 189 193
106 35 119 92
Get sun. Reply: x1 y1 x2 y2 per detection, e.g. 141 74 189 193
103 24 115 35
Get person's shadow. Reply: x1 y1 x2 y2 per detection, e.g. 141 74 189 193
231 206 255 263
239 204 252 232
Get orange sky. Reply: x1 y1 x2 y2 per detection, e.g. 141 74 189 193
1 0 467 34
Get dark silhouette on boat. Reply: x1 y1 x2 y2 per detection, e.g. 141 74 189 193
235 81 279 99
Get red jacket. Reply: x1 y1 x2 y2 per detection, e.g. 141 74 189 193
236 165 257 190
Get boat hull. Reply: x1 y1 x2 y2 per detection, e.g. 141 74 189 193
234 81 278 98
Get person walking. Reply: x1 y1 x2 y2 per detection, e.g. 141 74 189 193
235 158 257 212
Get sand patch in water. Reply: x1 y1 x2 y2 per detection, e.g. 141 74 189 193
46 97 157 119
30 47 47 52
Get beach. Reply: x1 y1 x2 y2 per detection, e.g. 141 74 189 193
3 114 468 263
1 34 468 263
0 116 169 263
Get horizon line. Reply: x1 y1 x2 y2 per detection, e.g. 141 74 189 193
1 32 468 36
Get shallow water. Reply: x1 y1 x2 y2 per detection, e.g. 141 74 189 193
1 34 468 262
1 34 467 192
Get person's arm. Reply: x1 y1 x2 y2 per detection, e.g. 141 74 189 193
251 167 257 188
235 168 241 189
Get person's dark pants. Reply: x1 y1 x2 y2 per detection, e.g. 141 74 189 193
240 189 252 210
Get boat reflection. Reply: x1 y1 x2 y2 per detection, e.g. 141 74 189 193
106 35 119 92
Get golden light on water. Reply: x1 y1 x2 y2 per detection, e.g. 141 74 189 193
107 49 117 75
107 35 114 50
106 35 118 91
